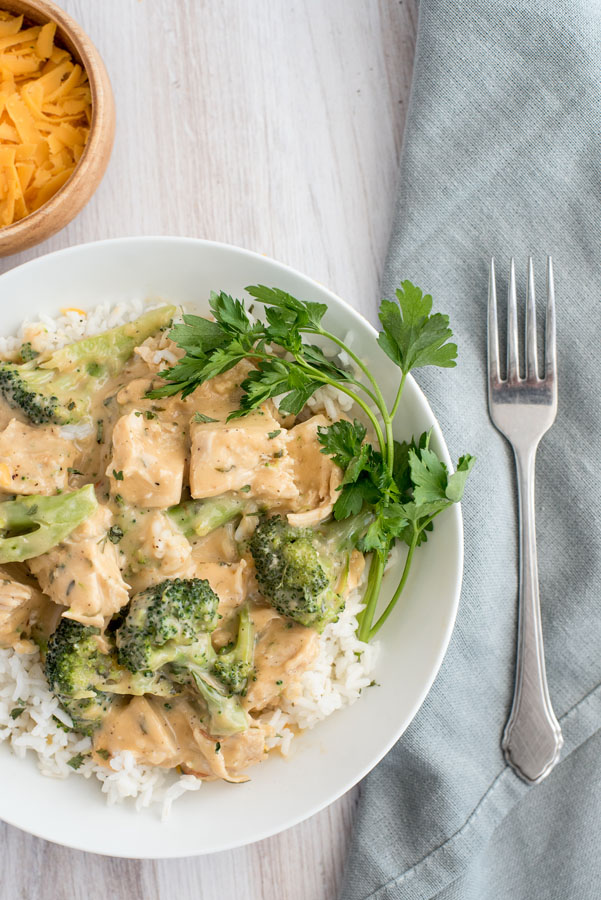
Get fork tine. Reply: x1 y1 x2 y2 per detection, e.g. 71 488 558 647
545 256 557 380
488 258 500 383
507 258 520 383
526 257 538 380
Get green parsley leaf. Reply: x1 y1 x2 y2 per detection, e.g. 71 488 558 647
67 753 86 770
168 314 228 356
9 707 25 719
193 412 219 424
112 469 124 481
410 446 475 506
377 281 457 373
267 429 281 439
317 419 366 468
107 525 124 544
245 284 327 331
209 291 261 339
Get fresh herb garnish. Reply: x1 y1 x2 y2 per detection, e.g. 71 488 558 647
112 469 124 481
193 412 219 424
149 281 474 640
267 429 281 439
9 707 25 719
107 525 124 544
67 753 86 770
96 748 110 760
67 467 83 476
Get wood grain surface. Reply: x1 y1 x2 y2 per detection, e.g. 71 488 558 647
0 2 417 897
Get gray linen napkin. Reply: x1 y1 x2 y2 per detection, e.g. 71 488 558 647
340 2 601 898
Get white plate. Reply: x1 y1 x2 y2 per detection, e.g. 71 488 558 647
0 237 463 858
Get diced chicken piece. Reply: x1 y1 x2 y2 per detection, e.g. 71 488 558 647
189 407 298 502
218 724 267 774
198 559 248 614
194 558 249 649
192 522 239 564
93 696 180 768
93 697 252 782
106 411 185 507
28 505 130 630
123 510 194 592
0 567 47 652
286 414 343 527
244 614 320 713
0 419 77 495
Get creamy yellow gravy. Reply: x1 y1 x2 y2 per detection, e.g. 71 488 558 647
0 329 365 782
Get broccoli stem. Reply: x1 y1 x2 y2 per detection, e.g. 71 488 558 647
317 507 374 552
213 605 255 693
166 495 245 539
44 306 177 374
191 671 249 737
0 484 98 563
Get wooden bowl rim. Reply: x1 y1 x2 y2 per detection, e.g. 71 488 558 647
0 0 115 248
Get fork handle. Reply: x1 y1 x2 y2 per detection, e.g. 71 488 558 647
501 445 563 784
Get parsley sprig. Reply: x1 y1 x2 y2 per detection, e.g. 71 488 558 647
149 281 474 641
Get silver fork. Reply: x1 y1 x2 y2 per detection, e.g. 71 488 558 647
487 256 563 784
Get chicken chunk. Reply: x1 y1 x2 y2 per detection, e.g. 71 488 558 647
123 510 194 592
93 696 254 782
189 407 298 502
28 505 130 630
244 613 320 712
286 414 343 527
106 411 185 508
219 724 267 774
194 558 249 648
0 567 47 651
0 419 77 496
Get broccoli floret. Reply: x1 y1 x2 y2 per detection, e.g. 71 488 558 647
116 577 250 737
116 578 220 674
249 511 373 631
213 605 254 693
0 485 97 564
166 495 245 540
45 619 173 735
191 671 249 737
19 342 38 362
0 306 175 425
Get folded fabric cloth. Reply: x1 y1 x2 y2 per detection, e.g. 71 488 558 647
339 2 601 898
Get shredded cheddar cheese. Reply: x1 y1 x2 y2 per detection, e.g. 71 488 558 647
0 11 91 226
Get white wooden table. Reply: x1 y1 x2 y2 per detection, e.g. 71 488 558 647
0 2 417 897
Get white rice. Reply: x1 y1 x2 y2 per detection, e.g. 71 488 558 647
0 299 378 819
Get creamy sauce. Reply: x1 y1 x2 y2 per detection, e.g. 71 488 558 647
94 695 266 780
0 326 366 784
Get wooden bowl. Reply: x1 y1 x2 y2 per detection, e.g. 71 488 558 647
0 0 115 255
